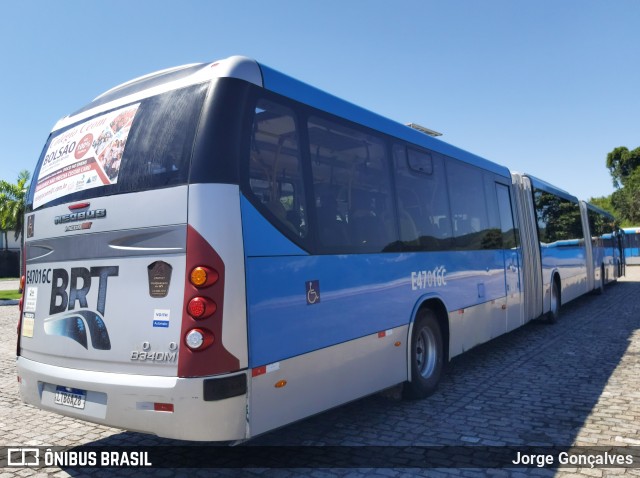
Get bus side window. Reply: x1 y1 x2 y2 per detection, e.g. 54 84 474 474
446 159 497 250
308 116 396 253
249 100 308 239
496 183 518 249
393 144 452 251
533 190 583 244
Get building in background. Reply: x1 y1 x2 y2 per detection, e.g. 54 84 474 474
0 230 20 277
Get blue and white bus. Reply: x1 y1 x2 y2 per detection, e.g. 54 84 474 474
623 227 640 266
16 56 618 441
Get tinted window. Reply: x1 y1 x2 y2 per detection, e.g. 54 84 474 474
308 116 396 253
28 83 208 210
248 99 308 241
588 208 616 250
496 183 518 249
533 189 583 244
393 144 452 251
446 160 501 250
587 209 614 238
407 148 433 175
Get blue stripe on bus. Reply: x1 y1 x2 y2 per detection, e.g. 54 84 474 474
540 242 587 273
245 249 509 367
240 197 308 257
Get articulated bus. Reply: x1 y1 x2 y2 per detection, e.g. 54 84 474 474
17 56 620 441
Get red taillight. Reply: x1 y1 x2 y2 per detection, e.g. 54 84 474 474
187 296 217 319
188 297 206 317
68 202 90 210
18 275 25 314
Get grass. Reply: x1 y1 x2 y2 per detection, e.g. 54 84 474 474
0 290 21 300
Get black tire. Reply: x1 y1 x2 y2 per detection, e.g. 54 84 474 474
546 279 561 323
403 309 444 399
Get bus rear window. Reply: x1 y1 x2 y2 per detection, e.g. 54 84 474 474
29 83 209 210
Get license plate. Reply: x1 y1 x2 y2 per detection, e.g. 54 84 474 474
54 386 86 409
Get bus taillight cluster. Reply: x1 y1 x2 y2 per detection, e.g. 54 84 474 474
185 266 219 350
178 225 240 378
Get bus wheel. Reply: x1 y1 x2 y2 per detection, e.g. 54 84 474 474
546 279 561 323
403 309 444 399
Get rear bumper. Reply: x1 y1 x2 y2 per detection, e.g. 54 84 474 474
17 356 247 442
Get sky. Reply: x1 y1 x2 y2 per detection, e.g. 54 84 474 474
1 0 638 201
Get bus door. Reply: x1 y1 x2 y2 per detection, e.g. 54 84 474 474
496 183 524 331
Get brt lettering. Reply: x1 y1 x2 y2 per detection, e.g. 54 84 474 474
49 266 119 315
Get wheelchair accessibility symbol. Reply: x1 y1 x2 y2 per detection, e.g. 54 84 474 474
306 280 321 305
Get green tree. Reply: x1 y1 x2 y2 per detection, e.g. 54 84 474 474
0 170 31 275
605 145 640 226
606 146 640 189
611 168 640 226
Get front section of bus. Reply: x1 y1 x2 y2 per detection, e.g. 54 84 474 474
16 57 261 441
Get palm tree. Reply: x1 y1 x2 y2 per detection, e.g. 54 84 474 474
0 170 31 277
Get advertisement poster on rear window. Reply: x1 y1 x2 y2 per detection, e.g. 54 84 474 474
33 103 141 209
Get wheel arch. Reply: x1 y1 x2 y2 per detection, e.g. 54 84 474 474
406 294 450 379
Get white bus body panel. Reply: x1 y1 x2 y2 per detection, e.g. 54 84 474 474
19 187 188 376
448 298 508 357
53 56 263 132
187 183 248 368
18 357 248 441
248 325 408 437
18 184 250 440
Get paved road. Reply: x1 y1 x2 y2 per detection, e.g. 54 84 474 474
2 269 640 477
0 280 19 291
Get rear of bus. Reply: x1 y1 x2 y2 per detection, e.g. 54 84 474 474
17 57 261 441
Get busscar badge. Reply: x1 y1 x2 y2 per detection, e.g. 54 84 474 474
147 261 173 298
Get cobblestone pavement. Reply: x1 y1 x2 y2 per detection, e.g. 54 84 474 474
2 269 640 477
